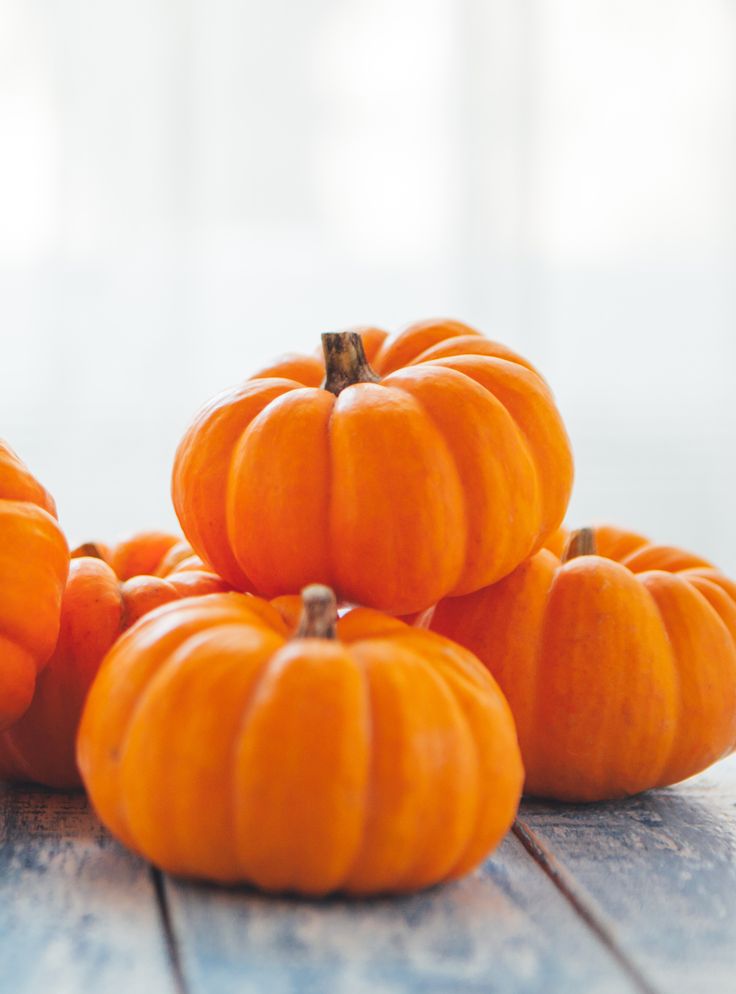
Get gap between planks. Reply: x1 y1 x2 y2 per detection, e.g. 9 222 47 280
152 867 189 994
513 819 659 994
152 821 657 994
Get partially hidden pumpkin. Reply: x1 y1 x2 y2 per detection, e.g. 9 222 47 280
77 584 523 895
71 530 202 580
427 524 736 802
172 319 574 614
0 534 227 788
0 441 68 729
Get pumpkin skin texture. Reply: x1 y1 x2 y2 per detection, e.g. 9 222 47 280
77 585 523 895
0 441 68 729
0 551 227 788
427 525 736 802
172 319 574 614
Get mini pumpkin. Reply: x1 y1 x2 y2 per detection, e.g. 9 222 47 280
71 530 202 580
172 319 573 614
0 537 227 788
77 584 523 895
0 441 68 728
426 525 736 802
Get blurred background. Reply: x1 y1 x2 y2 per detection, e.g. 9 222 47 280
1 0 734 567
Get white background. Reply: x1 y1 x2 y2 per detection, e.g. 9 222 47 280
1 1 734 570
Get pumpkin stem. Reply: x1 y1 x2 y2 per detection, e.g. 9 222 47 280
295 584 338 639
321 332 381 395
562 527 597 561
71 542 106 561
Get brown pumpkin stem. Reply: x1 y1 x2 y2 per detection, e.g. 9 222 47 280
562 527 597 561
295 584 338 639
321 332 381 395
71 542 106 561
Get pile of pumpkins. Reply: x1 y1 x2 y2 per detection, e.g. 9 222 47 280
2 318 735 897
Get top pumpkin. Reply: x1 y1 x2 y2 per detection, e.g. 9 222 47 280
0 441 68 728
173 320 573 614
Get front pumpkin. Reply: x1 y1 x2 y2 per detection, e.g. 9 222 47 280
172 319 573 614
0 441 68 728
77 585 523 895
427 525 736 802
0 541 227 788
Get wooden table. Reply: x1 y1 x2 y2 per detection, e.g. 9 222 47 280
3 756 735 994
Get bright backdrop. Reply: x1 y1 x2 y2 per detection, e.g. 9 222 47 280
1 1 734 570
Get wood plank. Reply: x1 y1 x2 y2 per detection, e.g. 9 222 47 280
0 785 178 994
163 832 643 994
518 754 736 994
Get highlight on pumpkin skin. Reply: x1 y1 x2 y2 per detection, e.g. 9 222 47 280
0 533 228 789
0 440 69 730
172 318 574 616
427 522 736 803
77 586 523 896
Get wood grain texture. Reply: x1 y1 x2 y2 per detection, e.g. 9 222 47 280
0 785 178 994
162 832 638 994
519 754 736 994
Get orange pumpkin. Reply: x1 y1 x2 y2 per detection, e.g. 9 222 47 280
77 584 523 895
0 441 68 728
427 525 736 802
71 530 202 580
172 319 573 614
0 541 227 788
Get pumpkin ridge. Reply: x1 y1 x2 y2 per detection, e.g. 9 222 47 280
370 319 484 376
521 557 558 792
392 652 479 890
120 621 286 868
429 358 549 549
174 379 297 589
108 616 251 849
226 386 334 594
0 502 69 654
329 643 375 893
410 336 539 378
339 639 473 892
383 377 469 595
226 633 291 880
231 638 367 892
534 558 676 800
395 363 544 592
329 383 464 612
431 354 570 547
441 700 493 882
684 574 736 650
417 658 485 885
640 570 736 780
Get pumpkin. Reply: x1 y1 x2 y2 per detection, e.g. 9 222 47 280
77 584 523 895
71 530 202 580
0 541 227 788
172 319 573 614
0 441 68 729
426 525 736 802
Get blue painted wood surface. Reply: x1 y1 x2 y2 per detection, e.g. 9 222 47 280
520 755 736 994
2 758 736 992
162 832 636 994
0 786 177 994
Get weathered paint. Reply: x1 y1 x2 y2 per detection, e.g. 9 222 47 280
4 757 736 992
520 754 736 994
0 785 178 994
162 833 637 994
